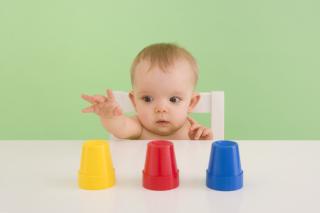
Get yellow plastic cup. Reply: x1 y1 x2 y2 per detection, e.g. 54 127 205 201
78 140 116 190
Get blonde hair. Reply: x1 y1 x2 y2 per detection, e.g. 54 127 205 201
130 43 198 85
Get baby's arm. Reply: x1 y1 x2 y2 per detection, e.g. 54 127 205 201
81 89 142 139
100 115 141 139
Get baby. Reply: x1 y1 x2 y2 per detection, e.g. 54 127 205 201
81 43 213 140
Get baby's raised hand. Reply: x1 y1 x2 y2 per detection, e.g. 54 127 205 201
187 117 213 140
81 89 123 119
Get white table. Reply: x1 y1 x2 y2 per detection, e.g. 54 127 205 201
0 140 319 213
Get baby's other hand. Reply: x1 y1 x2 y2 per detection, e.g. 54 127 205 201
81 89 123 118
187 117 213 140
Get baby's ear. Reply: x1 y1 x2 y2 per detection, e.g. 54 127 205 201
188 93 200 112
129 91 137 109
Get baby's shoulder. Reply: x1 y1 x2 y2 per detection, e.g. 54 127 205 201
128 115 153 140
126 115 144 140
130 115 141 123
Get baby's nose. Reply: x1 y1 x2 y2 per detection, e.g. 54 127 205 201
154 104 168 113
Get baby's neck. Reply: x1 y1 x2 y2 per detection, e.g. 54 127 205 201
138 119 191 140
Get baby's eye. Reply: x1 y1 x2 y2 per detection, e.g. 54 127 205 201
169 96 181 103
142 96 153 103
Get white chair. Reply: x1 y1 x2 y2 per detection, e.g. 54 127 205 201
111 91 224 140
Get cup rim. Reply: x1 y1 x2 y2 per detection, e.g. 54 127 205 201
214 140 238 147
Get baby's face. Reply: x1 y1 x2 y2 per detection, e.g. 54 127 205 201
130 59 197 136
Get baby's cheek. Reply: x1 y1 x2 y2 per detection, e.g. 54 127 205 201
137 108 152 123
173 109 189 124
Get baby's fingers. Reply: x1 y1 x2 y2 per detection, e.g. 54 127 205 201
106 89 115 101
93 95 106 103
82 106 95 113
194 127 205 140
187 117 197 125
202 128 210 137
81 94 97 104
189 125 201 140
200 128 209 139
200 128 212 140
81 94 106 104
190 123 201 131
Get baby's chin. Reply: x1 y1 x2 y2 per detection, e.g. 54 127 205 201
151 129 175 137
147 124 183 137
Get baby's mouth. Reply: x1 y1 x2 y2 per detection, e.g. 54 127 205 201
156 120 170 126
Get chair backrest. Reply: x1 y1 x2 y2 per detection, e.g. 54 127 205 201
112 91 224 140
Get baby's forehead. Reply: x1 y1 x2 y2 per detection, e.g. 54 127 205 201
132 59 196 83
136 58 191 71
133 74 194 97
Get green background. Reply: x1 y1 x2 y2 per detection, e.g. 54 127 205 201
1 0 319 140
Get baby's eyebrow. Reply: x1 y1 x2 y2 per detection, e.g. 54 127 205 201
137 91 151 96
137 91 184 96
171 91 185 96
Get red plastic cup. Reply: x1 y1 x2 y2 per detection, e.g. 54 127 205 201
142 140 179 191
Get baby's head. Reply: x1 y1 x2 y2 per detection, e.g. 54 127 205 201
129 43 200 136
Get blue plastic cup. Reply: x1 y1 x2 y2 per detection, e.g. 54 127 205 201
206 140 243 191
